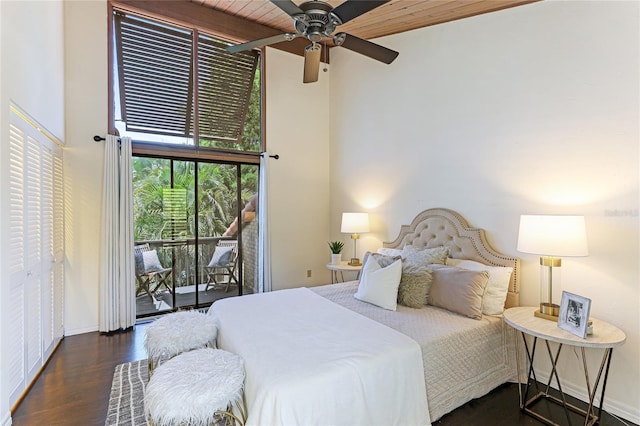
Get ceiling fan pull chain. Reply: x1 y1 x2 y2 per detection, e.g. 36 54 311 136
323 42 328 73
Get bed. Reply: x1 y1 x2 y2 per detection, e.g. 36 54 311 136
208 208 521 425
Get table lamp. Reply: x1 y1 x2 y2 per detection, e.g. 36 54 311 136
341 212 370 266
517 215 588 320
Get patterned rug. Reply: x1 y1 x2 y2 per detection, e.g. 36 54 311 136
105 360 149 426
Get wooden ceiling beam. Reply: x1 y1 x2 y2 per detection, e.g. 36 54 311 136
111 0 329 63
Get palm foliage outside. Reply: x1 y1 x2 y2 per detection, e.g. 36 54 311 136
132 60 261 290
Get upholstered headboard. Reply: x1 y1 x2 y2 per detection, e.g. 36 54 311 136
383 208 520 308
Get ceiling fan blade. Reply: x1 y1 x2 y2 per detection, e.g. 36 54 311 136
331 0 389 24
303 44 321 83
333 32 398 64
227 33 298 53
271 0 305 17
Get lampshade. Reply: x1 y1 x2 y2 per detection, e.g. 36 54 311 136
517 215 588 257
517 214 588 319
341 212 370 234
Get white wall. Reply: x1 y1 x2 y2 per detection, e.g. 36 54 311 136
0 1 65 424
61 3 333 334
63 0 108 335
329 0 639 422
264 48 332 289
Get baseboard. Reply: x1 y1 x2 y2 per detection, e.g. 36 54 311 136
535 369 640 424
63 324 99 336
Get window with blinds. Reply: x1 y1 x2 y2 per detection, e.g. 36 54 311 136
113 11 261 152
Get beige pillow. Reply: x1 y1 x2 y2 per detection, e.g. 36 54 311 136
446 258 513 316
428 266 489 320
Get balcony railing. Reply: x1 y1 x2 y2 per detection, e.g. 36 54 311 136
134 236 239 318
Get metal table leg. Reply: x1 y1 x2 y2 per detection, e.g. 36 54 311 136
517 330 615 426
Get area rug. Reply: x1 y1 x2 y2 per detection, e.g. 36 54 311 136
105 360 149 426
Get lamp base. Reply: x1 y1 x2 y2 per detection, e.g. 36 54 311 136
540 302 560 316
534 309 559 322
348 258 361 266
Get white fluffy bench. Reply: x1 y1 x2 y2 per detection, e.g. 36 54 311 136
144 311 218 374
145 348 246 426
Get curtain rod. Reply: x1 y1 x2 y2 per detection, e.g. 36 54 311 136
94 135 279 159
94 135 120 142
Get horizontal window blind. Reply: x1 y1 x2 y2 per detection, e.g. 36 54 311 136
115 13 194 138
114 12 259 148
198 34 258 146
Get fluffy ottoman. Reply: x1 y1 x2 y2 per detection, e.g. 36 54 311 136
144 311 218 374
145 348 246 426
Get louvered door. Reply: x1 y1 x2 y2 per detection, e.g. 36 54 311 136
7 122 27 406
6 105 64 407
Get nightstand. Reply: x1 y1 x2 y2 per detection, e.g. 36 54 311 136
326 262 362 283
503 306 626 426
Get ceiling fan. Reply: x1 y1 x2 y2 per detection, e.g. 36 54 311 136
226 0 399 83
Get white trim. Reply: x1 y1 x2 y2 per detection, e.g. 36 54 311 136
9 102 63 148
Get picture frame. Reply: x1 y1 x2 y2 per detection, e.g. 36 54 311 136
558 291 592 338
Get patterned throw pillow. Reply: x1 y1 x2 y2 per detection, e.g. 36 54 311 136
402 245 449 267
397 264 432 308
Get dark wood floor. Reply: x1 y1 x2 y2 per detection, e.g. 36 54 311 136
11 323 635 426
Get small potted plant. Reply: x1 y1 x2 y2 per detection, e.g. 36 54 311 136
328 241 344 265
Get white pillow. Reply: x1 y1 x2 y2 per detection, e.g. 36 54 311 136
376 247 403 257
142 250 164 273
208 246 234 267
446 258 513 316
354 257 402 311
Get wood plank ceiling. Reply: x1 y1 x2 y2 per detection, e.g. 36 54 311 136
191 0 540 46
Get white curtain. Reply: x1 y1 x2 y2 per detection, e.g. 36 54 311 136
99 135 135 332
258 153 272 293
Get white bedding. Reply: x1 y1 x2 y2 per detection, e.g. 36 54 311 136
312 281 518 421
208 287 431 426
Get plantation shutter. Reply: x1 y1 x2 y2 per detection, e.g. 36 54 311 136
24 135 43 380
53 152 65 340
114 12 194 138
7 122 26 405
198 34 258 145
114 12 259 146
6 106 65 407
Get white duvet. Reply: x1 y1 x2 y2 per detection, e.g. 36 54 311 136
208 287 430 426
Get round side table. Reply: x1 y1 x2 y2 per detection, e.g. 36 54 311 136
326 261 362 283
503 306 625 426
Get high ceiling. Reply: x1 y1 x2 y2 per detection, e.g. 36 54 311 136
191 0 539 45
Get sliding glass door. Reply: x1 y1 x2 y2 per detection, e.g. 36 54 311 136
133 156 259 318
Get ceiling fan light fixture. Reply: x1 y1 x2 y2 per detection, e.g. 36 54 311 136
303 43 322 83
226 0 398 77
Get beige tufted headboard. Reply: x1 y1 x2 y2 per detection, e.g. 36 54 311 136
383 208 520 308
